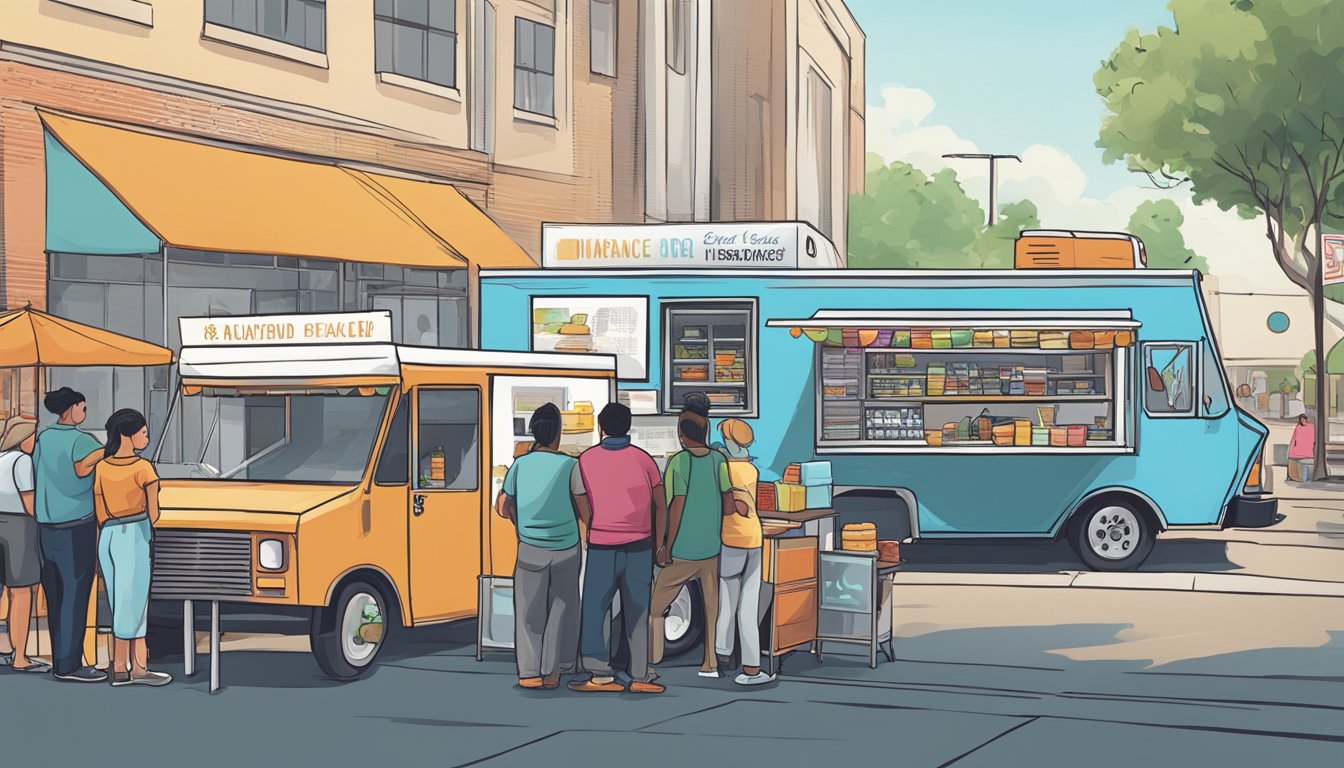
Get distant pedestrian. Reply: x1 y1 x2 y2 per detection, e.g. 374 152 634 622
681 391 711 420
1288 414 1315 482
0 417 49 673
713 418 774 686
495 404 582 689
94 409 170 687
568 403 667 694
34 387 106 683
649 411 732 678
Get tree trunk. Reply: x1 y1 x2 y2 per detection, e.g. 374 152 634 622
1311 276 1330 481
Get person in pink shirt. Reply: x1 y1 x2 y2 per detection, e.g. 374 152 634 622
1288 414 1315 482
568 403 668 694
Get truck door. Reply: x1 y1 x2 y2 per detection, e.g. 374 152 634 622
408 386 483 623
1140 341 1240 524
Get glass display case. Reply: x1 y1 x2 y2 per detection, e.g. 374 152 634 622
817 326 1131 451
663 302 755 415
816 551 893 668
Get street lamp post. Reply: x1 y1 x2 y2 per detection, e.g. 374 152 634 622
942 153 1022 227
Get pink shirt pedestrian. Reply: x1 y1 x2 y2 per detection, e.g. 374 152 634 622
1289 420 1315 460
577 437 662 546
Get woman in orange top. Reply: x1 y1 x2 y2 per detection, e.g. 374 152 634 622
93 409 170 687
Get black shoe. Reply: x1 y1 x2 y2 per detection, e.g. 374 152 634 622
53 666 108 683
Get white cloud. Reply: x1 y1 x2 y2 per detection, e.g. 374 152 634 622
862 84 1301 292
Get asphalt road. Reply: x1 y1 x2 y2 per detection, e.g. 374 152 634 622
1 490 1341 767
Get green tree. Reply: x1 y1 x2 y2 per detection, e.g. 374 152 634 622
1126 199 1209 272
975 200 1040 269
848 154 1035 269
1095 0 1344 479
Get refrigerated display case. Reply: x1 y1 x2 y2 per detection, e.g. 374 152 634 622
815 551 894 668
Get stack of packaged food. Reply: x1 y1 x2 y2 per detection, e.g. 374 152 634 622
926 363 947 396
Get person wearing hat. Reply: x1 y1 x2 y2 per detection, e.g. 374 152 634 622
34 387 107 683
0 416 50 672
713 418 773 686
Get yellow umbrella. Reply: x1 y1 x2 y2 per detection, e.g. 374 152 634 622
0 306 173 367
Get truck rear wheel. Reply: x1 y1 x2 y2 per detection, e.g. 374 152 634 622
1068 500 1155 571
661 584 704 659
311 580 389 680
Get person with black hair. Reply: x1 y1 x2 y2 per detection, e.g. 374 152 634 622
33 387 107 683
680 391 712 419
649 410 734 678
568 403 667 694
93 409 170 687
495 403 583 689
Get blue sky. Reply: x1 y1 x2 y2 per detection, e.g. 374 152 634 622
846 0 1174 199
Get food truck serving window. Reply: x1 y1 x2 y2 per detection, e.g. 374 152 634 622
663 300 756 415
811 326 1133 451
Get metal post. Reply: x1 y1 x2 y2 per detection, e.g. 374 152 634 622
941 153 1022 228
183 600 195 676
209 601 220 693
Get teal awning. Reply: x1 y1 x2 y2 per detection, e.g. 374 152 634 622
44 129 159 255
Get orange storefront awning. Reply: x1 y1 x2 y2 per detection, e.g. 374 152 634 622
39 111 533 269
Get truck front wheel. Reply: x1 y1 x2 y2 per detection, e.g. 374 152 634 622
311 580 389 680
1068 500 1156 571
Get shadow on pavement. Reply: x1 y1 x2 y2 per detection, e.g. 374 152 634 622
897 537 1238 573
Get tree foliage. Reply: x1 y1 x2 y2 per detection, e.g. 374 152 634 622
848 154 1039 269
1126 199 1209 272
1096 0 1344 479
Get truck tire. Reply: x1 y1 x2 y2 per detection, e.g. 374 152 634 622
660 583 704 659
1068 500 1155 571
311 580 390 680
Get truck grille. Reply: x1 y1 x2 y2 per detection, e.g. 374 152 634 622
151 530 254 599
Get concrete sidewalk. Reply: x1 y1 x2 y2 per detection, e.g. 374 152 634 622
890 568 1344 597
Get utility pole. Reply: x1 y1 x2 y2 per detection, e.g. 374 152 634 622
942 153 1021 227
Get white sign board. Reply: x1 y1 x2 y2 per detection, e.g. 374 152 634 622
180 311 393 347
531 296 648 380
540 222 844 269
1323 233 1344 287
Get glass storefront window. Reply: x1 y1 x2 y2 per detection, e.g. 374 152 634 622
663 301 755 415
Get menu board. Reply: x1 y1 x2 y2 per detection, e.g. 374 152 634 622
531 296 648 380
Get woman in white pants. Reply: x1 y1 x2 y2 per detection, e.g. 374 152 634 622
714 419 774 685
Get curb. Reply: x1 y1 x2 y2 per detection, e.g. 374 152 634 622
890 570 1344 598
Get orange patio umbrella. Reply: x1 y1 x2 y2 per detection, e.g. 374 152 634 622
0 305 173 367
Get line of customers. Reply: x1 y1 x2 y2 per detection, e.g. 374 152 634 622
493 393 774 693
0 387 170 687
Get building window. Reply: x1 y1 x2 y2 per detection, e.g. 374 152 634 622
663 301 756 415
590 0 616 77
375 0 458 89
205 0 327 53
803 67 834 237
514 17 555 116
666 0 689 75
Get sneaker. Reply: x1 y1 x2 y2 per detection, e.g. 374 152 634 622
517 677 546 689
629 681 666 694
129 670 172 687
13 659 52 674
734 671 776 686
110 671 133 687
0 651 13 667
54 666 107 683
567 677 624 693
697 669 721 679
541 676 561 689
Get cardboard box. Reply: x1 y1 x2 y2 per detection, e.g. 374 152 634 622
775 482 808 512
805 484 832 509
799 460 832 486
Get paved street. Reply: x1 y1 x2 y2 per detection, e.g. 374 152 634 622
3 480 1342 767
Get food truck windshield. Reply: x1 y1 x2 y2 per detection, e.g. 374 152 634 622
156 385 392 484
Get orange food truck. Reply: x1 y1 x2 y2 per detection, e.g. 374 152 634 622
150 311 614 678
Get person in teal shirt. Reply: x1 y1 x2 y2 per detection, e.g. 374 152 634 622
649 410 732 677
34 387 107 683
495 403 582 689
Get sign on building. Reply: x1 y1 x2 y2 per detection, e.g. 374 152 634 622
540 222 844 269
1323 233 1344 286
180 311 394 347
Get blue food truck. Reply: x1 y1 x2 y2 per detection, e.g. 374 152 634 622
479 224 1273 582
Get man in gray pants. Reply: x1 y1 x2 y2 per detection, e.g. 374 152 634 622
495 404 583 689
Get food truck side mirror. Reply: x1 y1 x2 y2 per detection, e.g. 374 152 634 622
1146 367 1166 393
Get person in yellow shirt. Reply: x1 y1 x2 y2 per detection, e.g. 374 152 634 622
93 409 170 687
713 419 773 686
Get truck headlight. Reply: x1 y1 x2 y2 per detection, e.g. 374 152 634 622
258 539 286 571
